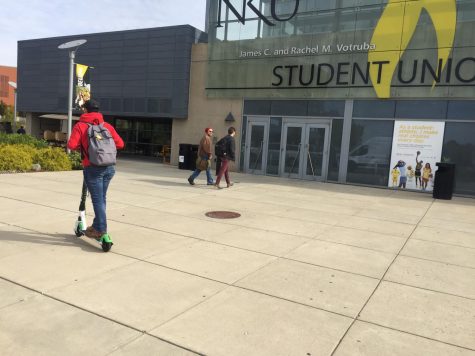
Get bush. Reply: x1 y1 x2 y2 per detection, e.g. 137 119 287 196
0 133 49 148
68 151 83 170
0 145 33 172
33 147 72 171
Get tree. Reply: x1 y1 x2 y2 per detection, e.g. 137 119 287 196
0 100 13 122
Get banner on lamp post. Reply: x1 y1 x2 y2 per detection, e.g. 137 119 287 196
388 121 446 192
74 63 91 110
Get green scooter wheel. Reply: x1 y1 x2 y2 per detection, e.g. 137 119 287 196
100 234 113 252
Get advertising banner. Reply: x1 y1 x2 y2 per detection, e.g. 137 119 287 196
74 64 91 110
389 121 446 192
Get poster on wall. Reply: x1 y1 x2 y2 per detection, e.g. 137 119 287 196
389 121 446 192
74 63 91 110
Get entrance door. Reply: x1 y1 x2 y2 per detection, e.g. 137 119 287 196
244 119 269 175
303 125 330 180
282 124 305 179
281 123 330 180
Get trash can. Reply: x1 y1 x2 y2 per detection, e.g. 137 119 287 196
189 145 199 171
433 162 456 200
178 144 193 170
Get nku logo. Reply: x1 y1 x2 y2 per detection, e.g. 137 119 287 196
216 0 300 27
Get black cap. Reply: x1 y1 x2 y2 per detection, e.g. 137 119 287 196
83 99 99 112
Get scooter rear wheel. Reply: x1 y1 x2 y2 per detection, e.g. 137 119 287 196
102 242 112 252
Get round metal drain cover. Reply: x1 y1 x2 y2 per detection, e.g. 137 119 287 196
205 211 241 219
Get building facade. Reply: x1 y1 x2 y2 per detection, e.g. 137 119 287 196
17 25 206 159
199 0 475 196
15 1 475 196
0 65 17 107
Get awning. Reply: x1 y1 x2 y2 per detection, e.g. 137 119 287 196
39 114 80 121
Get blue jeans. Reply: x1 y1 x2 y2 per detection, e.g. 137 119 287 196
83 165 115 233
190 155 214 184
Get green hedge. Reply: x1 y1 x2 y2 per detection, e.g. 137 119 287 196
0 145 33 172
0 144 73 172
34 147 72 171
68 151 83 170
0 133 49 148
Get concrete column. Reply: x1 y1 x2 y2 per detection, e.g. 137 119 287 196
25 112 41 138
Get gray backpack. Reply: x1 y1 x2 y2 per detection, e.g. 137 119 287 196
87 123 117 166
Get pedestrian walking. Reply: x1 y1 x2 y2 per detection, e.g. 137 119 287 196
188 127 215 186
16 126 26 134
67 99 124 239
214 127 236 189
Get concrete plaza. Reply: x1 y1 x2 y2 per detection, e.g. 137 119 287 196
0 159 474 356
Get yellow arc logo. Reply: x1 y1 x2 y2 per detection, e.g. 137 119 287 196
369 0 457 98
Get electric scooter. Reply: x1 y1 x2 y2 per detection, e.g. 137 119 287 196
74 180 113 252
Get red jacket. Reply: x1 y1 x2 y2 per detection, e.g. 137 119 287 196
67 112 124 167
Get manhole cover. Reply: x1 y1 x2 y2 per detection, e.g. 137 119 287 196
205 211 241 219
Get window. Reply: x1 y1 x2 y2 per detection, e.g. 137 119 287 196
442 122 475 196
347 119 394 186
0 75 9 98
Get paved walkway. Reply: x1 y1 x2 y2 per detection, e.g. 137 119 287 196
0 159 474 356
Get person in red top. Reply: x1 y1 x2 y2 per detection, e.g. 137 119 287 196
67 99 124 239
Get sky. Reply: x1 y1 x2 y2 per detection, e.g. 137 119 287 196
0 0 207 67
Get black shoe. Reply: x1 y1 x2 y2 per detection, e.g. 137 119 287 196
188 177 195 185
207 182 215 185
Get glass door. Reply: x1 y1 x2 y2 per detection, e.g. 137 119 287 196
303 125 330 181
281 122 330 180
281 124 305 178
244 119 269 175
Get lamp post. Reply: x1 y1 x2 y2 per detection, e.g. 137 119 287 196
8 81 17 133
58 39 87 152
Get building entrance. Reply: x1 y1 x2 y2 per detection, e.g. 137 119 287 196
244 117 269 175
281 121 330 181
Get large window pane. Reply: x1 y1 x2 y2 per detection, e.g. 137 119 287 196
271 100 308 116
244 101 271 115
442 122 475 196
347 119 394 186
308 100 345 117
395 100 448 119
353 100 396 118
447 101 475 120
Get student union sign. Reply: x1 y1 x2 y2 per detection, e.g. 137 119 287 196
209 0 475 99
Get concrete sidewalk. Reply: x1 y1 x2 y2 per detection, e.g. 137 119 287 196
0 159 474 356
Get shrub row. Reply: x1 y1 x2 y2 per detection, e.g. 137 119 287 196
0 144 74 172
0 133 49 148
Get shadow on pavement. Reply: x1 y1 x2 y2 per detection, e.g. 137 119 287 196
0 229 104 253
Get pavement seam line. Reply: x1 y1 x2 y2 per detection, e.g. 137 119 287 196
329 198 437 356
382 279 475 301
356 319 475 352
0 275 205 356
3 219 472 301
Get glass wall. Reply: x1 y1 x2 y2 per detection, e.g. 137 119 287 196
442 122 475 196
347 119 394 186
114 117 172 161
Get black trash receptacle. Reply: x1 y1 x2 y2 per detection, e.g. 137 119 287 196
189 145 199 171
433 162 456 200
178 144 193 170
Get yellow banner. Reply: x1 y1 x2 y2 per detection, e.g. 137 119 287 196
76 64 88 78
369 0 457 98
